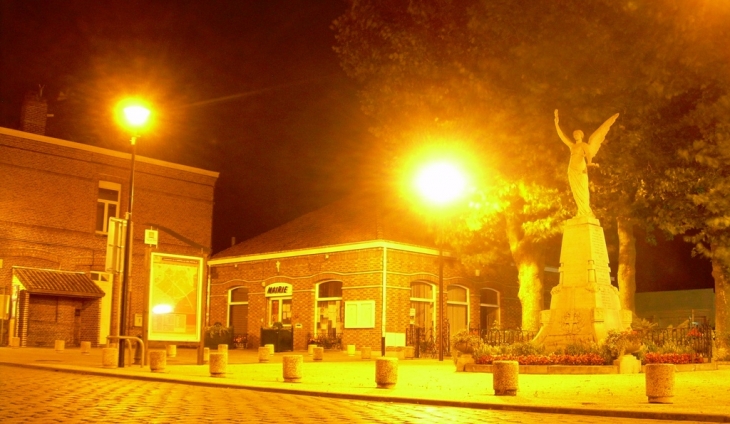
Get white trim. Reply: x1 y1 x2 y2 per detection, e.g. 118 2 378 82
0 126 219 178
209 240 448 265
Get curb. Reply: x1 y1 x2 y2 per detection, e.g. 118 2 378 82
3 362 729 423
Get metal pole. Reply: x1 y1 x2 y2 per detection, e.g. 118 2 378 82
118 136 137 367
438 245 444 361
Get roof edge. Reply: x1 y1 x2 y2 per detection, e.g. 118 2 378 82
209 240 449 265
1 127 219 178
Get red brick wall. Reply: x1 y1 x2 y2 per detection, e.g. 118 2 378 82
209 245 522 352
1 129 217 345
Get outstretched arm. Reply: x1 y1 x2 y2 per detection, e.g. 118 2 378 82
554 109 572 148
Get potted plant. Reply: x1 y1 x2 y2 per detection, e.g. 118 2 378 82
233 334 247 349
451 329 482 354
204 322 233 348
451 329 483 372
603 329 643 359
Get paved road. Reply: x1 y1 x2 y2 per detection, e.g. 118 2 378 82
0 365 693 423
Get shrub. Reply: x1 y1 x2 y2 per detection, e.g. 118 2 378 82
602 329 642 360
510 341 545 356
644 352 703 364
473 353 606 366
451 329 483 354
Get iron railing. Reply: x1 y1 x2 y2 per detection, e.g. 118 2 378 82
640 324 713 360
405 322 451 358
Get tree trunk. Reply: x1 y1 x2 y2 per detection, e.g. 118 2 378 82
505 216 545 332
617 218 636 314
711 240 729 347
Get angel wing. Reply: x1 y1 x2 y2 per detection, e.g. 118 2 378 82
588 113 620 157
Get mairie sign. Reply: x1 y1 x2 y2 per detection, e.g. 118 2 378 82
265 282 292 297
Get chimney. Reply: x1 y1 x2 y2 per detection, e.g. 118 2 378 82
20 87 48 135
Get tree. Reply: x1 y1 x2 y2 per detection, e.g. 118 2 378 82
333 0 730 332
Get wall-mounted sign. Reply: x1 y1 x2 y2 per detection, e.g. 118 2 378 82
265 282 292 297
145 229 159 246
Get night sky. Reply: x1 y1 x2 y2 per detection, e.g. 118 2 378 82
0 0 713 291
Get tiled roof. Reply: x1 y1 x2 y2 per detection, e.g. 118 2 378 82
213 191 437 259
14 268 105 298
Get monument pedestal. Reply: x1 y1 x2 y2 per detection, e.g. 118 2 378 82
534 216 631 350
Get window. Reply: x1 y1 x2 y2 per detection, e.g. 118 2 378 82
480 288 500 330
410 281 435 329
316 281 342 336
447 285 469 336
344 300 375 328
228 287 249 337
96 181 120 233
268 298 292 326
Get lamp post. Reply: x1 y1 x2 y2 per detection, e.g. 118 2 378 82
414 161 467 362
117 101 150 367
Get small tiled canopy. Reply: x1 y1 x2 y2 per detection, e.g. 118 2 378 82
13 268 105 298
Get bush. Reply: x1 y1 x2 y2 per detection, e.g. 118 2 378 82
473 353 606 366
644 352 704 364
451 329 483 353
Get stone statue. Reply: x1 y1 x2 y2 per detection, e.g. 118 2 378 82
554 109 619 217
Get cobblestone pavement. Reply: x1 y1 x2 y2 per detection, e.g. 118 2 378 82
0 365 695 424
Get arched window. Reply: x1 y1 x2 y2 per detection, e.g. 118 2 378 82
480 288 500 330
316 281 343 338
447 285 469 335
228 287 248 338
410 281 435 329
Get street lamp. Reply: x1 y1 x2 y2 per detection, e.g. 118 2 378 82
414 161 467 361
116 99 151 367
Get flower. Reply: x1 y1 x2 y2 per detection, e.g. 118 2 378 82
687 328 702 338
233 334 246 344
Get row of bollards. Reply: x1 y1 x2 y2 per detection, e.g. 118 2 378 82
486 361 676 403
89 343 675 403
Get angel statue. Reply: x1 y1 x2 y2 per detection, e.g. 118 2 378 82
554 109 619 218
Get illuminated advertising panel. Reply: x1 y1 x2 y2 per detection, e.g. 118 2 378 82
148 253 202 341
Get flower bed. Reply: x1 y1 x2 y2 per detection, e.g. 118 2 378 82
643 353 704 364
474 353 605 366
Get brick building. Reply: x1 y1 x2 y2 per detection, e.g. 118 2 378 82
0 124 218 348
208 191 520 353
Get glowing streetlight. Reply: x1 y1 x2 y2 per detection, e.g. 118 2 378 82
116 99 151 367
415 162 467 205
413 160 468 362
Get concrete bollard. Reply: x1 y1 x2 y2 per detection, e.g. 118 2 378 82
209 352 227 378
361 346 372 360
265 343 275 356
218 344 228 353
404 346 415 359
203 347 210 363
308 344 316 355
283 355 303 383
10 337 20 348
80 341 91 355
102 348 118 368
646 364 675 404
149 350 166 373
375 357 398 389
347 344 356 356
55 340 65 352
493 360 519 396
258 346 270 362
166 345 177 358
313 346 324 361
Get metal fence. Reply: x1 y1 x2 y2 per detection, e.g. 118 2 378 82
307 330 342 350
475 328 538 347
641 324 713 360
405 323 450 358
